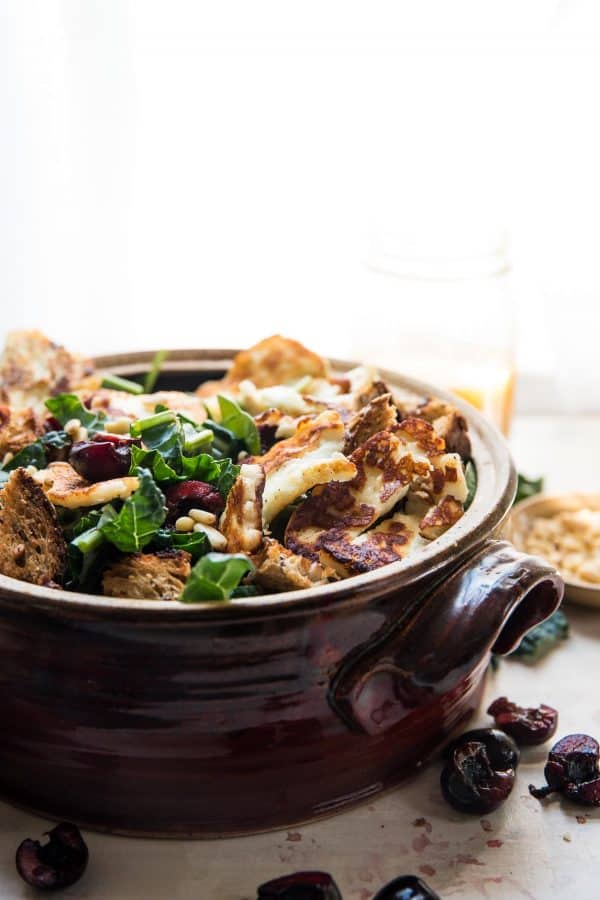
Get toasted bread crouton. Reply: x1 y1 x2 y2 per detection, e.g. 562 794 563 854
419 495 464 539
253 410 357 525
0 406 42 459
102 550 191 600
220 463 265 554
0 468 66 585
227 335 329 388
252 538 335 592
0 331 96 411
196 335 329 398
286 429 432 561
34 462 139 509
319 513 423 577
344 393 398 455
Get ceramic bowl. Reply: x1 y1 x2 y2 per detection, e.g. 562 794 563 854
0 351 564 836
507 492 600 608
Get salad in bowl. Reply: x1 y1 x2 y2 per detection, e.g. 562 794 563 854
0 331 473 603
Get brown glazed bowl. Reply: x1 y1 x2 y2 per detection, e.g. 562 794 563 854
0 351 564 837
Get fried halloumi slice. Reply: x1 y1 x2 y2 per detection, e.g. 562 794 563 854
255 410 356 525
87 389 208 425
196 335 330 397
419 495 464 539
220 463 265 554
400 397 471 461
237 380 328 417
319 512 424 577
286 429 432 561
344 393 398 455
426 452 468 503
34 462 139 509
252 537 335 592
0 331 96 411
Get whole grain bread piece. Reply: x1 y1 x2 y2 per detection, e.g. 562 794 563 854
102 550 192 601
252 538 336 593
0 468 66 585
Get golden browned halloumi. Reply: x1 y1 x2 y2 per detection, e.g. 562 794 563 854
255 410 356 525
285 429 432 561
237 380 329 417
419 495 464 539
319 512 423 577
87 389 208 425
344 393 398 455
34 462 140 509
429 452 469 502
252 537 335 592
0 331 96 411
401 397 471 460
219 463 265 554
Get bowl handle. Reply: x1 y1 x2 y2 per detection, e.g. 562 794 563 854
329 539 564 735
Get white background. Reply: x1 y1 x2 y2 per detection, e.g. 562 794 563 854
0 1 599 409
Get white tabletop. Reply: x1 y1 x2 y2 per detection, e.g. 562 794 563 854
1 415 598 900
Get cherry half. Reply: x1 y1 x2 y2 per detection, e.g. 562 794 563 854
257 871 342 900
441 728 519 815
16 822 89 890
529 734 600 805
487 697 558 746
373 874 441 899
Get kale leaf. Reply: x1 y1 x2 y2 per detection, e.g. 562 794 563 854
181 552 254 602
216 396 260 455
100 468 166 552
45 394 107 435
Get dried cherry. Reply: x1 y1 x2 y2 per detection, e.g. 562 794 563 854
257 871 342 899
487 697 558 746
441 728 519 814
16 822 88 890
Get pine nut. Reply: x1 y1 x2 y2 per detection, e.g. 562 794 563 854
193 523 227 550
188 508 216 525
175 516 195 533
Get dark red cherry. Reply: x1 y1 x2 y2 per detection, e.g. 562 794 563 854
257 871 342 899
487 697 558 746
69 440 131 482
16 822 88 890
529 734 600 802
373 874 440 899
164 480 224 521
441 729 519 814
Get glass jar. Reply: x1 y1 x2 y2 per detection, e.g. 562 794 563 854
354 229 516 434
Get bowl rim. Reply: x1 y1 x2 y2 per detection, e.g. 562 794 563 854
0 350 517 620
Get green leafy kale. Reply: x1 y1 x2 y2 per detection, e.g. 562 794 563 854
510 609 569 664
45 393 107 435
129 419 238 496
514 473 544 505
181 552 255 602
0 430 71 475
216 395 260 455
100 468 167 552
151 527 209 563
66 505 117 591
